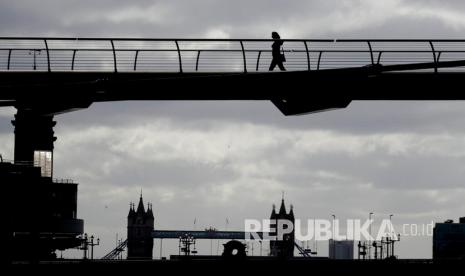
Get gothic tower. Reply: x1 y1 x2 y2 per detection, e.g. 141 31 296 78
269 198 295 258
127 194 154 260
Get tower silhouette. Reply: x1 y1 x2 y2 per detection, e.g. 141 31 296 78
269 198 295 258
127 194 154 260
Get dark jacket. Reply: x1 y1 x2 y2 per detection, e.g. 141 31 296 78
272 40 284 59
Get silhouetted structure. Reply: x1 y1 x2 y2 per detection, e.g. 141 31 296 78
269 198 295 258
329 240 354 260
127 194 154 260
5 37 465 118
433 217 465 260
3 108 83 261
222 240 247 260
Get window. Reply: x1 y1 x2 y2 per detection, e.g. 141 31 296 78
34 150 53 177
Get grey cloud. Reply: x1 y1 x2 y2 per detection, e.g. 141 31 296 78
55 101 465 136
57 154 239 189
2 0 465 38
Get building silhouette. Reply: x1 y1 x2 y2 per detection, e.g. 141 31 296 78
433 217 465 260
269 198 295 258
127 194 154 259
329 240 354 259
3 109 83 261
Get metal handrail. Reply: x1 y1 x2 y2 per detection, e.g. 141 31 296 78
239 40 247 73
303 41 311 71
2 37 465 73
101 239 128 260
53 178 75 184
14 160 34 166
429 41 438 73
43 39 51 72
4 37 465 42
110 40 117 73
174 40 183 73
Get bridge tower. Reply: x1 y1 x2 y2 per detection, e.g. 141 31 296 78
127 194 154 259
269 198 295 258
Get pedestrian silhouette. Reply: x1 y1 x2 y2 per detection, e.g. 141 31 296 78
269 32 286 71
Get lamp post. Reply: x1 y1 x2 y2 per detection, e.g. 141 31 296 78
389 214 394 237
369 212 374 260
89 235 100 260
331 214 336 259
29 50 41 70
387 214 394 258
83 233 88 260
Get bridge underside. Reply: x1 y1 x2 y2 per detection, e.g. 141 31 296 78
1 69 465 116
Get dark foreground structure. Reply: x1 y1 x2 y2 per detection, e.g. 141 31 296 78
9 259 465 276
434 218 465 260
2 109 83 261
4 38 465 116
2 161 83 261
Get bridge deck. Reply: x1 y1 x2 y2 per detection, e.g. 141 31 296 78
2 38 465 115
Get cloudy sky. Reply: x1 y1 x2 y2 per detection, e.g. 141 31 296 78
2 0 465 259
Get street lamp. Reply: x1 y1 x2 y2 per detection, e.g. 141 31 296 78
389 214 394 237
89 235 100 260
83 233 88 260
29 49 41 70
331 214 336 259
369 212 374 260
332 214 336 238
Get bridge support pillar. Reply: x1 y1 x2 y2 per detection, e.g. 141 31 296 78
2 107 84 262
12 108 56 177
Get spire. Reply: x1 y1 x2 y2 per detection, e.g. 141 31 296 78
127 202 135 218
146 202 154 219
278 197 287 215
289 204 294 218
136 193 145 213
270 204 277 219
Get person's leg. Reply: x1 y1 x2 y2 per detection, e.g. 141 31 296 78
278 62 286 71
269 60 277 71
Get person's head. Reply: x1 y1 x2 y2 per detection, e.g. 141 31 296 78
272 32 280 39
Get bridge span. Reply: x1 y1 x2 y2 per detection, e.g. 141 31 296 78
2 37 465 115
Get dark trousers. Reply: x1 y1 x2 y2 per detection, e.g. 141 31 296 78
269 59 286 71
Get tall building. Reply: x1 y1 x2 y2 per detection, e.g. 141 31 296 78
269 198 295 258
433 217 465 260
329 240 354 260
127 194 154 260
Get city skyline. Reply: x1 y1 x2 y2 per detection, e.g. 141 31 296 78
2 0 465 259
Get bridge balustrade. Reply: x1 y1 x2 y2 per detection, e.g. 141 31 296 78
1 38 465 73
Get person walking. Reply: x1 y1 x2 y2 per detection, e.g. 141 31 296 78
269 32 286 71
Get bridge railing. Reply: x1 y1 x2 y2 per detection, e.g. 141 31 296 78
1 38 465 73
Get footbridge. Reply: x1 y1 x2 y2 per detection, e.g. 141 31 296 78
2 37 465 115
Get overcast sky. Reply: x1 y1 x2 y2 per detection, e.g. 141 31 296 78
2 0 465 259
